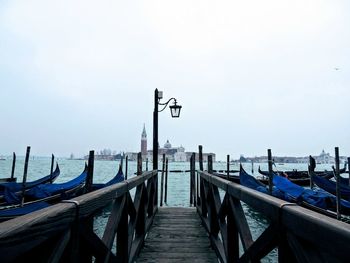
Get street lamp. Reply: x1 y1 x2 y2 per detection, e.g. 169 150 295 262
153 88 182 170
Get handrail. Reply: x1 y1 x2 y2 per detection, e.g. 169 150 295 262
196 170 350 262
0 169 158 263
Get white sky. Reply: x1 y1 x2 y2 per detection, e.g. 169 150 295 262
0 0 349 160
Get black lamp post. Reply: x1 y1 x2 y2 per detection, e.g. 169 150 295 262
153 89 182 170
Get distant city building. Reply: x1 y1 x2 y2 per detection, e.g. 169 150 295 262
235 150 341 164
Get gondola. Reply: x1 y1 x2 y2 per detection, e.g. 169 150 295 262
1 164 87 205
0 166 125 222
257 165 345 179
311 173 350 201
240 166 350 217
214 171 311 186
0 164 60 201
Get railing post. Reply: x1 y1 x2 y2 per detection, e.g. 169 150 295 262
117 193 129 263
227 196 239 262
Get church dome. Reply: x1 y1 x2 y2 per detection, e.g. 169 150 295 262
164 140 172 149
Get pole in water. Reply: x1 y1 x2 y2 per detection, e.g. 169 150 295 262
164 157 168 204
227 155 230 180
198 145 203 171
21 146 31 207
335 147 341 220
251 160 254 174
267 149 273 195
11 152 16 180
348 157 350 186
50 154 54 183
125 155 128 180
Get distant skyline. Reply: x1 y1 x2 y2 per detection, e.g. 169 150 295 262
1 1 349 161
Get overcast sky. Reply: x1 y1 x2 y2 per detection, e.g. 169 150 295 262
0 0 349 160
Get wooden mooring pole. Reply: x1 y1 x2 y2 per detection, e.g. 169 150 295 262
125 155 128 180
10 152 16 180
309 155 314 189
348 157 350 186
50 154 54 183
335 147 341 219
21 146 31 207
164 157 168 204
227 154 230 180
160 154 165 206
86 150 94 193
267 149 273 195
137 152 142 175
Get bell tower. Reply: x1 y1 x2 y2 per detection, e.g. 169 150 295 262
141 124 147 156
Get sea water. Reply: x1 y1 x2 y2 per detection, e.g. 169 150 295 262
0 157 337 262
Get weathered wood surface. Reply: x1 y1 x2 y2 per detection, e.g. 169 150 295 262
136 207 218 262
197 169 350 262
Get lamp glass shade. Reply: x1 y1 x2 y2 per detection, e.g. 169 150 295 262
170 104 182 118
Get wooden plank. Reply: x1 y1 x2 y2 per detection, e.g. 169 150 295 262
136 207 217 262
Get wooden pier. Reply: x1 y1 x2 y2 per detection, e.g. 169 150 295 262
137 207 217 262
1 150 350 262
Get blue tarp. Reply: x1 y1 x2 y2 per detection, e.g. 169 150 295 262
0 165 60 194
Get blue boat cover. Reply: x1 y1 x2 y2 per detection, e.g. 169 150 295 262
24 169 88 199
0 202 50 218
239 168 293 202
311 174 350 201
92 168 125 190
0 164 60 194
273 175 350 214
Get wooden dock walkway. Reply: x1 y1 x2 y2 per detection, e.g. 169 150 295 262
136 207 218 262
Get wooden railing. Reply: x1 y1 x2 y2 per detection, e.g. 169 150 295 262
0 169 158 263
196 169 350 262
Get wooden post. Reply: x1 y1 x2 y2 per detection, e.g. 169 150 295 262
21 146 31 207
50 154 54 183
86 150 94 193
208 155 213 173
348 157 350 186
160 154 165 206
199 145 204 171
309 156 314 189
120 153 124 171
251 160 254 174
191 153 196 207
164 157 168 204
335 147 341 219
267 149 273 195
10 152 16 180
146 158 148 171
227 155 230 180
190 154 193 205
125 155 128 180
137 152 142 176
